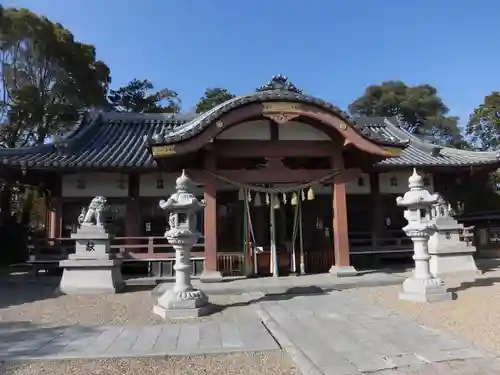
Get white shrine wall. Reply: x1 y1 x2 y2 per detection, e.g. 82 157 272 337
216 120 271 140
60 170 435 198
214 119 332 141
61 172 129 198
278 121 331 141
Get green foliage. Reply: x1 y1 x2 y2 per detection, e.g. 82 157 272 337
107 79 181 113
348 81 465 147
466 91 500 151
0 6 111 147
195 87 235 113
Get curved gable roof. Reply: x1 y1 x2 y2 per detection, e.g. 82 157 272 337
145 77 406 149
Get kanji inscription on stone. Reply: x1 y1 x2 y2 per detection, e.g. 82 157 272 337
86 241 95 252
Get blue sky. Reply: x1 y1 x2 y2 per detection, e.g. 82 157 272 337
3 0 500 126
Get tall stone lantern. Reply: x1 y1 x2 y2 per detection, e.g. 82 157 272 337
396 169 452 303
153 170 211 319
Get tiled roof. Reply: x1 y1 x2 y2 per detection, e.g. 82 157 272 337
373 118 500 167
0 76 498 170
0 112 185 169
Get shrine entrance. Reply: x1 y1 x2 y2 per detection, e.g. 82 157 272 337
150 94 400 278
228 181 335 277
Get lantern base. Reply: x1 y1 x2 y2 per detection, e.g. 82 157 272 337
153 287 212 319
399 276 453 303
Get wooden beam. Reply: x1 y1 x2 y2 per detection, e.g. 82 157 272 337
214 140 335 157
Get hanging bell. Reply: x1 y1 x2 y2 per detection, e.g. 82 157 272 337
273 194 281 210
291 192 298 206
238 188 245 201
282 192 287 204
265 193 270 205
307 186 315 201
254 192 262 207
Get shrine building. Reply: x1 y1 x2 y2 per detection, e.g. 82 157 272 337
1 76 499 279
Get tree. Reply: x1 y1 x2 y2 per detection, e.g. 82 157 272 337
348 81 464 147
466 92 500 151
195 87 235 113
107 79 181 113
0 6 111 147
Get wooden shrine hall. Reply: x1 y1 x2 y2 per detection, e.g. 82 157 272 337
1 75 500 280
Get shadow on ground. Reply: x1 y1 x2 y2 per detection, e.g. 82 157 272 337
449 277 500 293
210 285 327 314
0 271 62 309
0 268 154 309
477 258 500 275
446 259 500 293
0 321 103 375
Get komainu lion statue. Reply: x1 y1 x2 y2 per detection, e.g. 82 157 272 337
431 193 455 219
78 196 108 226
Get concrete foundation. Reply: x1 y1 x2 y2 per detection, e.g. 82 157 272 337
329 265 358 277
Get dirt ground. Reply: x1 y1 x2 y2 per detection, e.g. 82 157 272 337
0 273 254 327
0 351 301 375
347 260 500 355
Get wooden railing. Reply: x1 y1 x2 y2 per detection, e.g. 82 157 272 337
26 227 477 276
27 236 205 261
217 253 245 276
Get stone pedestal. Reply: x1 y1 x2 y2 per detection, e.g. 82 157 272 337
59 224 124 295
399 277 453 303
200 270 223 283
399 237 452 303
329 265 358 277
154 242 211 319
428 217 480 278
153 286 211 319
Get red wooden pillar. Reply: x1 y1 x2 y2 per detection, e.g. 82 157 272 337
201 151 223 282
49 198 62 238
330 153 357 277
48 176 62 239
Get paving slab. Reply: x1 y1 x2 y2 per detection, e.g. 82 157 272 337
0 319 279 360
251 291 498 375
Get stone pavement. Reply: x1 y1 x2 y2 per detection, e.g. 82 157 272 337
250 291 500 375
3 288 500 375
0 318 279 360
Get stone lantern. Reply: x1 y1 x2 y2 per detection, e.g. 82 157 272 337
153 170 211 319
396 169 452 303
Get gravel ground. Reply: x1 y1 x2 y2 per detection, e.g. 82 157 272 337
0 351 301 375
346 266 500 356
0 273 255 327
